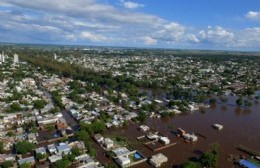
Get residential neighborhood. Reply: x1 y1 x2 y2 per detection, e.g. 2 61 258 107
0 47 259 168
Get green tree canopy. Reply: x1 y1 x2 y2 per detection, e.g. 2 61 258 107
200 151 218 168
16 141 36 154
0 141 4 153
52 159 70 168
20 163 31 168
182 161 201 168
33 99 47 109
236 97 243 106
0 161 13 168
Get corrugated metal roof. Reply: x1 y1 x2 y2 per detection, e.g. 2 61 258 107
239 159 259 168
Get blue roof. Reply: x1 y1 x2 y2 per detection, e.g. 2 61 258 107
239 159 259 168
57 144 70 151
18 156 35 165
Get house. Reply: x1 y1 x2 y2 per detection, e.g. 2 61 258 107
177 128 186 136
28 133 37 143
70 109 82 121
16 127 24 134
239 159 258 168
94 134 104 144
47 144 57 154
37 116 59 126
112 147 130 157
75 154 94 163
0 154 16 163
149 153 168 167
146 132 159 140
124 112 138 120
77 161 103 168
103 138 114 149
68 141 86 151
183 133 198 142
212 124 223 130
16 135 25 142
154 99 163 104
139 125 149 132
35 147 47 155
48 155 62 163
105 123 113 128
57 143 71 155
1 137 15 151
115 155 131 167
18 156 35 166
159 137 170 145
112 120 120 127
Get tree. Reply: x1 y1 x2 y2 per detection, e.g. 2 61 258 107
79 122 94 135
76 130 89 142
137 111 148 123
22 121 37 132
182 161 200 168
20 163 31 168
71 147 82 156
16 141 36 154
9 102 23 112
0 161 13 168
161 111 170 118
88 147 96 157
47 125 56 131
0 141 4 153
36 153 47 160
104 151 116 158
6 131 15 137
236 97 243 106
65 153 76 162
211 143 220 153
246 88 255 96
209 98 217 105
33 99 47 109
52 159 70 168
199 106 206 114
91 120 106 133
200 151 218 168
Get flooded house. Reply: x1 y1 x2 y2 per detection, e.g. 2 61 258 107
149 153 168 167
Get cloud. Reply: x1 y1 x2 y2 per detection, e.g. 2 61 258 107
153 22 186 42
234 27 260 48
120 0 144 9
187 34 200 43
245 11 260 21
3 0 157 26
0 0 166 45
194 26 260 49
81 31 108 42
0 0 259 50
142 36 157 45
198 26 234 44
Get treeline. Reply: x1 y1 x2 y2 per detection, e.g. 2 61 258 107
19 54 143 97
18 51 210 105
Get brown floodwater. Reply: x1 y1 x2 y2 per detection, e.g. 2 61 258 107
99 96 260 168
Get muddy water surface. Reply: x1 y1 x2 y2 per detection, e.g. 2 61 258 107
102 96 260 168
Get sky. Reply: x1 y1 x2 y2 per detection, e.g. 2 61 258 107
0 0 259 51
